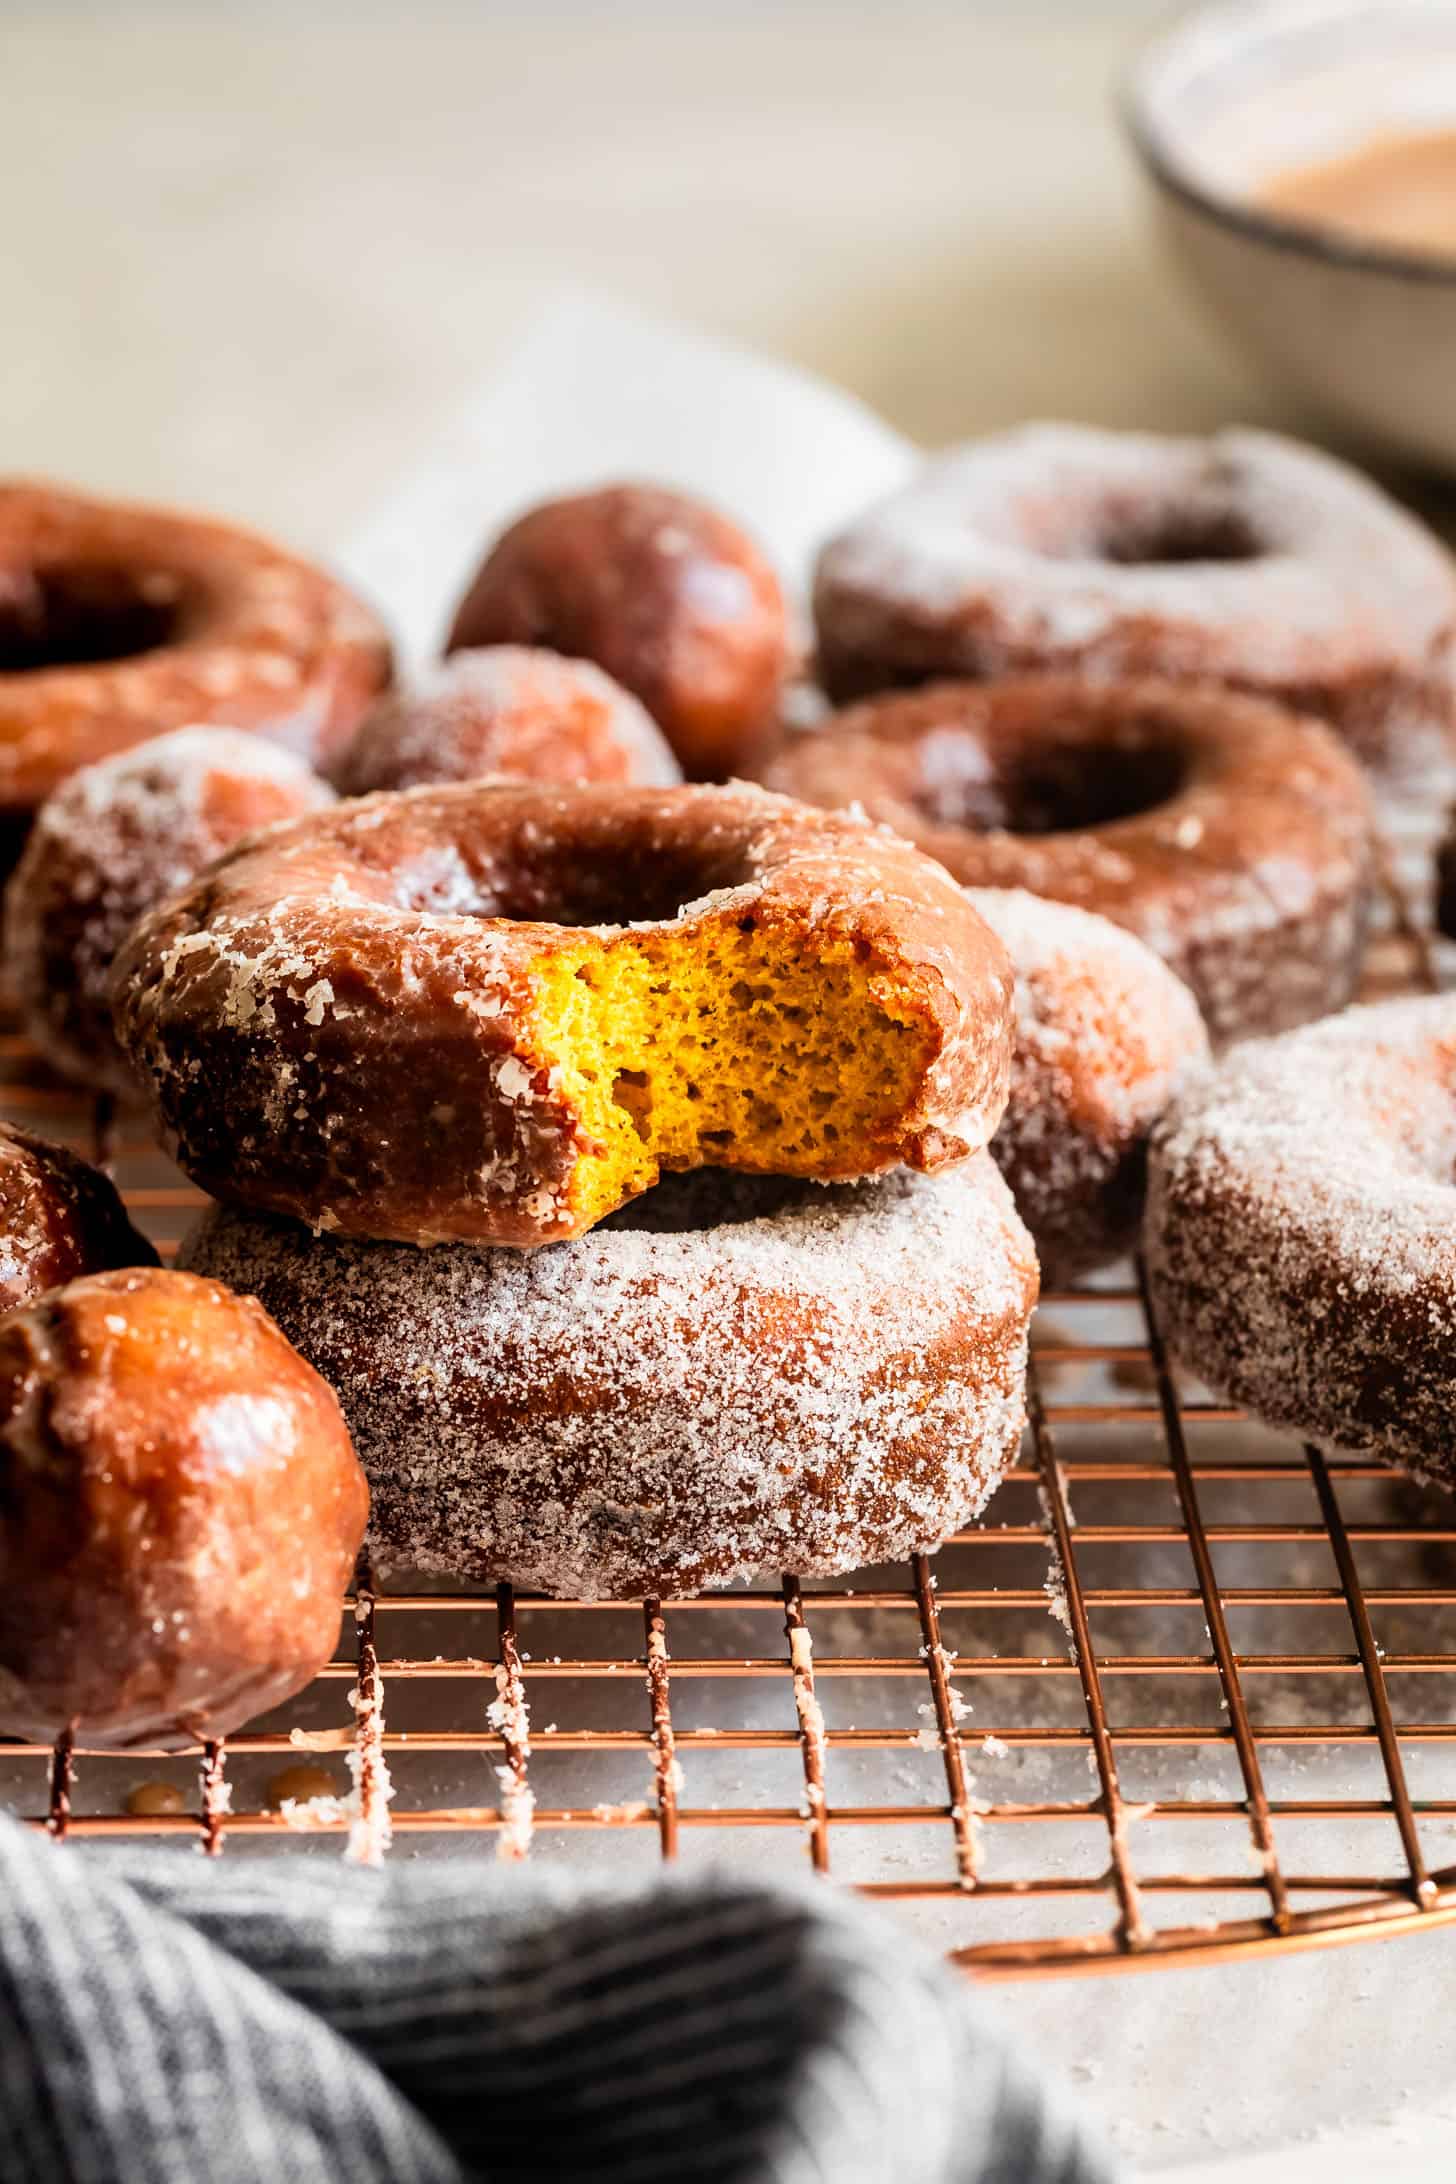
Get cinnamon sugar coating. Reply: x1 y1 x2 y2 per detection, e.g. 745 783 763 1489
0 480 392 811
447 485 790 780
180 1159 1037 1600
0 1267 367 1747
813 425 1456 796
0 1124 156 1312
759 675 1376 1045
971 890 1207 1286
1145 997 1456 1478
5 726 334 1092
335 645 680 795
114 780 1014 1247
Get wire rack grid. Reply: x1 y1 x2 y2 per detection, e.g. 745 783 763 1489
4 865 1456 1981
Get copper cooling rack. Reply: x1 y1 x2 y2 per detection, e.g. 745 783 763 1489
4 864 1456 1981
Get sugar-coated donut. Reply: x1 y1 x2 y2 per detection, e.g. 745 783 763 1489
114 781 1015 1248
969 890 1207 1286
0 481 391 812
180 1159 1037 1600
813 425 1456 795
446 484 790 780
0 1266 367 1747
334 645 680 796
1145 997 1456 1477
759 675 1375 1045
5 726 334 1092
0 1123 156 1312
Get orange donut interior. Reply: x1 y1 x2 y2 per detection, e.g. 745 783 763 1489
525 919 936 1228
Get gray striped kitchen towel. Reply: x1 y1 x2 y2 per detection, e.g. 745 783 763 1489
0 1816 1115 2183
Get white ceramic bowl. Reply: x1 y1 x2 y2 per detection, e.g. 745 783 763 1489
1123 0 1456 473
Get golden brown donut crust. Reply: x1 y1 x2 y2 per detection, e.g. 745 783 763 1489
0 1266 367 1749
759 675 1377 1045
0 480 392 810
446 485 789 780
113 780 1015 1247
0 1123 156 1313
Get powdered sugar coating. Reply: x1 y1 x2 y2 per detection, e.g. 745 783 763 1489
760 675 1376 1047
334 645 681 796
813 424 1456 795
5 726 333 1091
179 1158 1038 1600
1145 995 1456 1475
971 890 1208 1285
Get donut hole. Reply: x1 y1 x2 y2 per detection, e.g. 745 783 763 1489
1093 501 1264 568
394 837 748 929
912 732 1187 835
0 563 188 672
1012 477 1265 569
528 918 937 1226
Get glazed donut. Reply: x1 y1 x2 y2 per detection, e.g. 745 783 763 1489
179 1159 1037 1599
5 726 334 1092
758 675 1376 1045
0 1123 156 1313
446 484 790 779
812 425 1456 795
334 645 680 796
113 781 1015 1248
1145 996 1456 1478
0 480 391 814
0 1266 367 1747
969 890 1207 1286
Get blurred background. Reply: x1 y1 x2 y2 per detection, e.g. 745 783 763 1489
0 0 1279 552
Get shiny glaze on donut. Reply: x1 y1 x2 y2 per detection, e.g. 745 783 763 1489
0 1266 367 1747
0 1123 155 1312
114 781 1014 1247
0 480 391 811
447 485 789 779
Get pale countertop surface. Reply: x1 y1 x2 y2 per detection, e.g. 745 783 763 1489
5 5 1456 2178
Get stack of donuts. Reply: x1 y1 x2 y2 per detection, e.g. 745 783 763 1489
3 414 1456 1757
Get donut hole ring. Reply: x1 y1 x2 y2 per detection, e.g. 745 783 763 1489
0 481 392 813
0 559 188 672
812 425 1456 794
334 646 681 797
179 1157 1038 1600
1145 997 1456 1480
758 674 1376 1046
5 726 334 1093
114 782 1013 1247
913 724 1188 838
